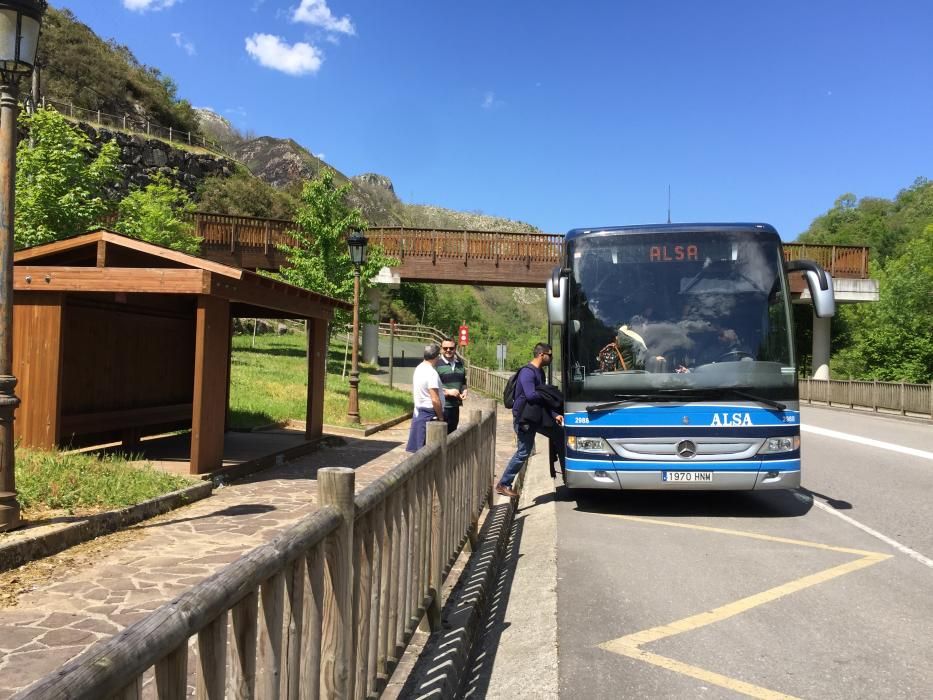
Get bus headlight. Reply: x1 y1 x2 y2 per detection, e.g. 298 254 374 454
567 436 613 455
757 436 800 454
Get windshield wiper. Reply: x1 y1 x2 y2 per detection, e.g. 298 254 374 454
585 393 696 412
585 388 785 413
713 388 786 411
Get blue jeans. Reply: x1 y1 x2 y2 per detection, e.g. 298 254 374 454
498 417 537 488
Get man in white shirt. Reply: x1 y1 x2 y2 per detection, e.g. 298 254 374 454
405 343 445 452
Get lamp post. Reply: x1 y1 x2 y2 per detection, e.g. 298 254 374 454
346 230 368 424
0 0 44 532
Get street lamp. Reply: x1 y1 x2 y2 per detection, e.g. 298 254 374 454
346 230 368 424
0 0 44 532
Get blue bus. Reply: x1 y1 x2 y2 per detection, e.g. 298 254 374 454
546 223 835 491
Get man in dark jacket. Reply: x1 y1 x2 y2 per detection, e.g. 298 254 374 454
496 343 564 498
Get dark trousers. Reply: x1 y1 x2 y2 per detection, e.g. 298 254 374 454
443 405 460 434
499 419 565 488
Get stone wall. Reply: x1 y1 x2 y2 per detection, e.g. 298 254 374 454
73 123 238 198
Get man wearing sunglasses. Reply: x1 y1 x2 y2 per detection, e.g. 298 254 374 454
496 342 564 498
436 338 468 433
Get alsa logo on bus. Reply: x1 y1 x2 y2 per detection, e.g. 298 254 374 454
710 412 753 426
650 245 698 262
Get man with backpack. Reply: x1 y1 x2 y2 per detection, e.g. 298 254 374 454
497 342 564 498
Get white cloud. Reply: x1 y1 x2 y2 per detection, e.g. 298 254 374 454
482 91 499 110
314 152 326 161
171 32 196 56
123 0 178 12
292 0 355 36
245 33 323 76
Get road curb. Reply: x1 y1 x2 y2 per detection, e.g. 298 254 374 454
0 481 212 573
399 494 517 699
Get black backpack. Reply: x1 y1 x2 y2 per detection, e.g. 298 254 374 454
503 367 524 408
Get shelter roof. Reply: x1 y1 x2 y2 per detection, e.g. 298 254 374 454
14 229 352 320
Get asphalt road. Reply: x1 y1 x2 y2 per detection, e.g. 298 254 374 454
554 405 933 699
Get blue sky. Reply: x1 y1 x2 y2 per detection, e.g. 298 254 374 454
57 1 933 240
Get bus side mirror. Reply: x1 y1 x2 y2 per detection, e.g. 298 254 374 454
785 259 836 318
547 266 567 325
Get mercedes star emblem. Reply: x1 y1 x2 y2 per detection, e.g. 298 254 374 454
676 440 697 459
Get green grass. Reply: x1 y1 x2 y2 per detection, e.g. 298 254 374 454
15 448 195 515
229 333 411 430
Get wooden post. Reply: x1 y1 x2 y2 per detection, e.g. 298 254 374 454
190 296 230 474
283 557 305 700
258 571 285 698
196 612 228 698
228 590 258 699
319 468 356 700
425 422 447 631
873 380 878 412
900 382 906 416
155 646 187 699
354 515 373 700
466 408 484 550
480 399 497 505
300 547 324 700
306 317 328 439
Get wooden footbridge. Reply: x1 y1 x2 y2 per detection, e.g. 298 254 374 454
190 212 871 288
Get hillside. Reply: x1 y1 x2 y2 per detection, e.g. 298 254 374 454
38 7 200 134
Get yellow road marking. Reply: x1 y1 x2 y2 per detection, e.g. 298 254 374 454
594 514 892 699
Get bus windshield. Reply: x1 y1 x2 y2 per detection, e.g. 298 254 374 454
565 230 795 402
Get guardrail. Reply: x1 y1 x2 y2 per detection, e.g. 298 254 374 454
40 97 229 157
16 405 498 700
801 378 932 418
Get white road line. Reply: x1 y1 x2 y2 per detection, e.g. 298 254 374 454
807 498 933 570
801 424 933 461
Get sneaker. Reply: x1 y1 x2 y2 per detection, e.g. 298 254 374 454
495 484 519 498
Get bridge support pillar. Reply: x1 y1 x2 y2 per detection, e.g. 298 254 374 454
362 286 380 365
812 310 831 380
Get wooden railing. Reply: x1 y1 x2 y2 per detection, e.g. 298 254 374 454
189 212 871 279
16 404 498 700
468 364 511 401
801 378 932 418
782 244 870 278
377 322 449 347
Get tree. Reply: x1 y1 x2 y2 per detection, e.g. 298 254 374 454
115 173 201 254
197 170 299 220
15 107 120 248
832 225 933 382
277 169 396 328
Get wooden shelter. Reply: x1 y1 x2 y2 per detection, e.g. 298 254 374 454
12 230 350 474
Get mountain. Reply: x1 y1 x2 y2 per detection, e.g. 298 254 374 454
38 5 539 234
194 108 241 148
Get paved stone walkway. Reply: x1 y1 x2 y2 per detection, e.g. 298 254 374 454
0 395 515 698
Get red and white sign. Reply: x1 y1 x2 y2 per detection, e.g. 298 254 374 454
458 325 469 347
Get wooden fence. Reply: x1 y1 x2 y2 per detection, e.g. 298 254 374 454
801 378 933 418
16 405 498 700
467 364 511 401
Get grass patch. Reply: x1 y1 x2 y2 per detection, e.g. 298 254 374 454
15 448 195 516
229 333 411 430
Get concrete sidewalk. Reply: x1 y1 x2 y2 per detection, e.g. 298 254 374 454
463 436 561 699
0 412 424 697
